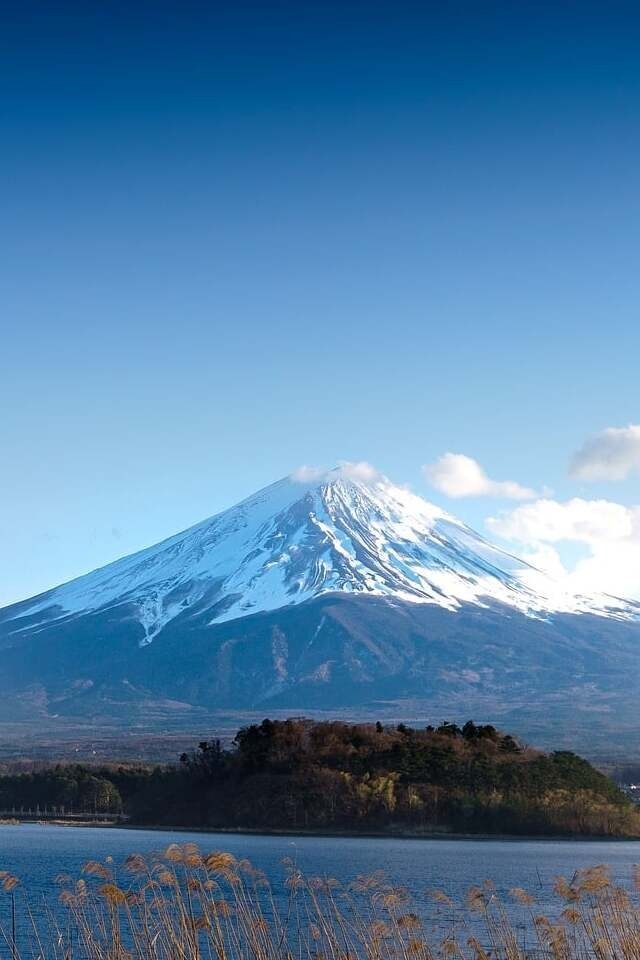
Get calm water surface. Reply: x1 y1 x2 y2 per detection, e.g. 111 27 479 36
0 825 639 947
1 825 640 897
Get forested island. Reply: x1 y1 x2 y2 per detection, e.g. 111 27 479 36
0 719 637 837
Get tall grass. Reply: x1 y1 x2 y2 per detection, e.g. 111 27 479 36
1 846 640 959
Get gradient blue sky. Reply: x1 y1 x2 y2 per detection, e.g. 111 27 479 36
2 1 639 605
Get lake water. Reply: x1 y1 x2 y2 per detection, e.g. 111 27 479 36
1 825 639 951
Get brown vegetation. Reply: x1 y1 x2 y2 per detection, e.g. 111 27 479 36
2 846 640 958
0 720 637 836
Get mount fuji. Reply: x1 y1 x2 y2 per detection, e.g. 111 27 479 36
1 467 639 752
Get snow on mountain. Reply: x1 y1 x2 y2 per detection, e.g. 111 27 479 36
4 466 635 646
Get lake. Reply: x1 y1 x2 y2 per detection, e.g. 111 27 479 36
1 825 639 951
1 824 640 903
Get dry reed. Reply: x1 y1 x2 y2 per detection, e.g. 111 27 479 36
1 846 640 960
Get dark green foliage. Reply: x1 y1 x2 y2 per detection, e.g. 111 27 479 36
0 764 124 813
160 719 640 836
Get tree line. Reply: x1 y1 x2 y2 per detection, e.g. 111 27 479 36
0 719 637 836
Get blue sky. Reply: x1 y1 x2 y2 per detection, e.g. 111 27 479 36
1 1 639 605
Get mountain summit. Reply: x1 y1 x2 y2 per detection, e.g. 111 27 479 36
0 467 638 752
2 466 632 645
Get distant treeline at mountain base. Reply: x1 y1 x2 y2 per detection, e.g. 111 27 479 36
0 719 637 836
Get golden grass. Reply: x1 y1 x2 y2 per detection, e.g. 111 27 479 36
2 846 640 959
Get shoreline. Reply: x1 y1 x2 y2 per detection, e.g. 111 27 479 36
19 819 640 843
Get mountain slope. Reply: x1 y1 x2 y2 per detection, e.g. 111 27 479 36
0 468 633 644
0 467 638 751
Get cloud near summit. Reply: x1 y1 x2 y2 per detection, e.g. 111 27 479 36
423 453 537 500
291 461 381 485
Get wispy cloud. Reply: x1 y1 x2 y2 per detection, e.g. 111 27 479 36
336 460 380 483
570 424 640 482
290 464 327 483
291 461 381 485
423 452 537 500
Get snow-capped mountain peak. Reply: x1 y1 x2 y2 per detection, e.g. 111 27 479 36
3 467 635 646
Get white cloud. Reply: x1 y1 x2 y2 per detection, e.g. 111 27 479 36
519 543 568 580
291 464 327 483
291 461 381 485
423 453 537 500
570 424 640 482
488 497 636 544
488 497 640 600
336 460 380 483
